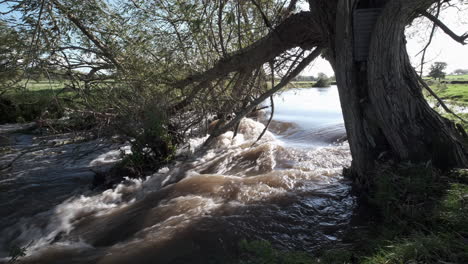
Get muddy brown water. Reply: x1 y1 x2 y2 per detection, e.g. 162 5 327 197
0 86 355 263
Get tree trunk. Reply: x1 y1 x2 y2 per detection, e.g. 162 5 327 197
367 0 467 168
330 0 468 185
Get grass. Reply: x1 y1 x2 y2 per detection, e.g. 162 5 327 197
425 75 468 82
354 167 468 264
444 74 468 81
0 79 77 124
21 79 66 91
436 83 468 104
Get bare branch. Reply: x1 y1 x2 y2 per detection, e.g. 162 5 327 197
218 0 227 56
172 11 321 90
417 3 441 77
421 10 468 45
203 48 323 146
250 0 273 29
417 75 467 123
50 0 124 71
252 95 274 146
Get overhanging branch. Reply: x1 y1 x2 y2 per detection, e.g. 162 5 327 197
203 48 323 146
51 0 124 71
421 10 468 45
172 11 322 90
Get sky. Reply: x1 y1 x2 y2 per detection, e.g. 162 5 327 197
1 1 466 78
302 2 468 77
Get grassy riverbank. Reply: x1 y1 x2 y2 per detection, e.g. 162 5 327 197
0 80 76 124
238 167 468 264
436 84 468 106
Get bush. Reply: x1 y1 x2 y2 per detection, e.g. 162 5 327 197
108 101 179 180
312 76 331 88
0 89 66 124
0 97 16 123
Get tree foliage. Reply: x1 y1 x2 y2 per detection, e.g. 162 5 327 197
0 0 467 178
0 21 27 94
453 69 468 75
428 61 448 80
313 72 330 87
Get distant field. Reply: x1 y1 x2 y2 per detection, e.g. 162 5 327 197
21 80 66 90
444 74 468 81
437 84 468 104
289 81 315 88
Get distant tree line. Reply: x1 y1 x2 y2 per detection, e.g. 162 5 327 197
293 73 336 83
453 69 468 75
427 62 468 80
293 75 317 82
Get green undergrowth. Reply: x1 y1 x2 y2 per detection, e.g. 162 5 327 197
351 166 468 264
0 85 76 124
238 240 314 264
444 74 468 81
95 106 179 187
436 84 468 105
238 166 468 264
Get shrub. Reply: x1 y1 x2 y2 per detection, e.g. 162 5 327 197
312 74 331 88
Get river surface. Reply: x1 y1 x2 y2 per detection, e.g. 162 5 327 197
0 86 355 263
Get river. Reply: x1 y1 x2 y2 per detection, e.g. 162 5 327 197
0 86 355 263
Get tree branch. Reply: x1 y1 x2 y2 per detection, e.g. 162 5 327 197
51 0 124 71
250 0 273 29
417 3 441 77
203 48 322 146
171 11 321 90
421 10 468 45
417 75 466 123
252 96 274 146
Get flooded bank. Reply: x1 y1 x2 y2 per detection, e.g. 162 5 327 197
0 86 355 263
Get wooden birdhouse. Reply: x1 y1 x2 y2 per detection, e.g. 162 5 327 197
353 0 387 62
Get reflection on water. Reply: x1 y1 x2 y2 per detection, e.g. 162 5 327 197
0 87 354 263
274 86 343 129
268 86 345 147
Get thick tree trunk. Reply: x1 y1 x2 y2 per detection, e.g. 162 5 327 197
329 0 390 183
330 0 468 184
367 0 468 168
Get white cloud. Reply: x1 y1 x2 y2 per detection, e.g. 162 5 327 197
302 3 468 77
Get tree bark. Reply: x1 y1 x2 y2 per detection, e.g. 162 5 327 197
330 0 467 184
330 0 389 182
366 0 468 169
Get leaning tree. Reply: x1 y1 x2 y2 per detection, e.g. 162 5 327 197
170 0 468 183
3 0 467 183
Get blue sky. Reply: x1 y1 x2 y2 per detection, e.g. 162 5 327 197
2 1 466 77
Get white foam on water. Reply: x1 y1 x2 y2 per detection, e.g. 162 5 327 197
0 118 352 261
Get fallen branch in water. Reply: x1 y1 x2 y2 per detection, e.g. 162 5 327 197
252 95 274 147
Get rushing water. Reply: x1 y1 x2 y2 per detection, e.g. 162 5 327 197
0 86 355 263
